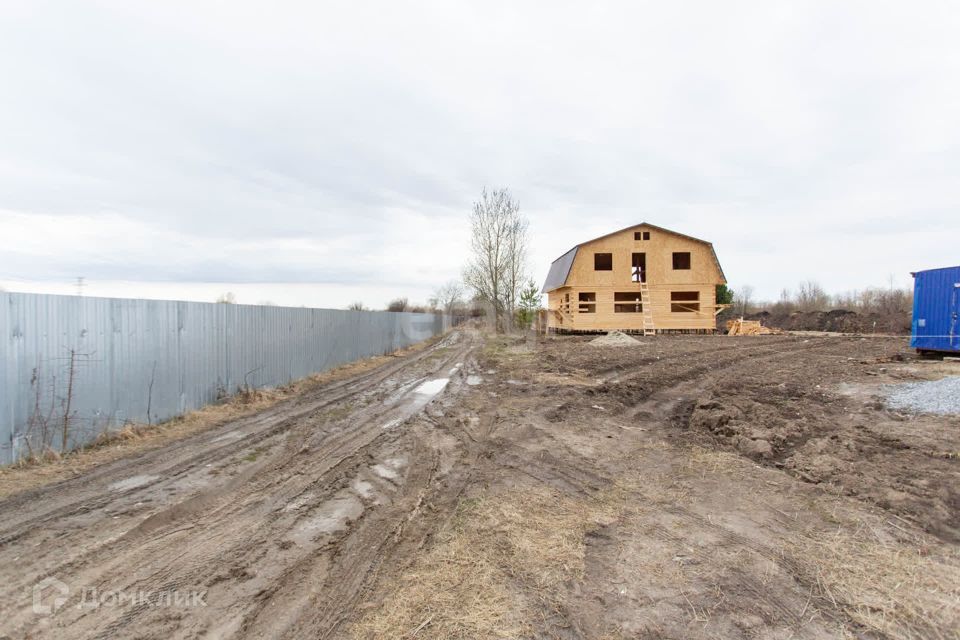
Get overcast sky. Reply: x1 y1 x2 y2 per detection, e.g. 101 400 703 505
1 1 958 308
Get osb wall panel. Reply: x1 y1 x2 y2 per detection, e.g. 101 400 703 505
546 225 724 331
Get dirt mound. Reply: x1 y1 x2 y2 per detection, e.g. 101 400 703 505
686 396 781 459
589 331 642 347
735 309 911 334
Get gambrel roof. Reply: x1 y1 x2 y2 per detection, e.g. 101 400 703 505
541 246 579 293
541 223 726 293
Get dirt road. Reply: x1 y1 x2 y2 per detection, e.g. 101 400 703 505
1 330 958 639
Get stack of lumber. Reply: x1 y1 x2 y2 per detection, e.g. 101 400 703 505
726 318 781 336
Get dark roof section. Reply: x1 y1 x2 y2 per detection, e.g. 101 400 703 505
542 222 727 293
541 246 578 293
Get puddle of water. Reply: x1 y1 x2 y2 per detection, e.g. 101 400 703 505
383 377 426 405
416 378 450 396
284 492 315 512
371 464 398 480
382 377 452 431
385 455 407 469
351 478 374 499
212 431 245 443
399 377 450 415
109 475 159 492
466 375 483 386
291 493 363 542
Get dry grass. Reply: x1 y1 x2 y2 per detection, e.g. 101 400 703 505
683 445 960 638
533 371 598 387
684 445 752 476
481 334 537 366
352 484 629 639
366 467 960 639
0 337 439 499
786 522 960 640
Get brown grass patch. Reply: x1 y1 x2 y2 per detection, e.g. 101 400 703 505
786 522 960 639
684 445 756 477
682 445 960 638
359 444 958 639
680 446 960 638
534 371 598 387
0 337 439 499
352 484 630 639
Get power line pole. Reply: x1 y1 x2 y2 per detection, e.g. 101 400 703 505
75 277 85 296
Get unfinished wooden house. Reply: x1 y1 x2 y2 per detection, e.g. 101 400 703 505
542 223 727 334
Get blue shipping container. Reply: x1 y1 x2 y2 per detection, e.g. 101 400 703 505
911 265 960 354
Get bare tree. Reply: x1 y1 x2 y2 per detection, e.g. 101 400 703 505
407 303 433 313
796 280 829 312
463 187 528 332
504 213 529 328
386 297 409 312
835 286 913 316
347 301 366 311
429 280 465 314
771 287 795 314
216 292 237 304
734 285 754 316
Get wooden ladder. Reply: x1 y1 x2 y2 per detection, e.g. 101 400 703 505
552 306 573 329
639 281 655 336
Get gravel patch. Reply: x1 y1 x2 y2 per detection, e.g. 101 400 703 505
589 331 642 347
883 376 960 415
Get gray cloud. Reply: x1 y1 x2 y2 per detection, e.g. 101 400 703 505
1 1 959 306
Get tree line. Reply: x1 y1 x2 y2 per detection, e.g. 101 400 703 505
727 280 913 316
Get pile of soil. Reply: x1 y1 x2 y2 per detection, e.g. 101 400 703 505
738 309 911 334
589 331 642 347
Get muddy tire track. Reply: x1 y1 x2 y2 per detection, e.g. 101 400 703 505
0 330 481 640
0 335 459 546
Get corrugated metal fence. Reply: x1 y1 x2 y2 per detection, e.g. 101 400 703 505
0 292 449 464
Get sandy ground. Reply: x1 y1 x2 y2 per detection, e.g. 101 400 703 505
1 330 958 639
